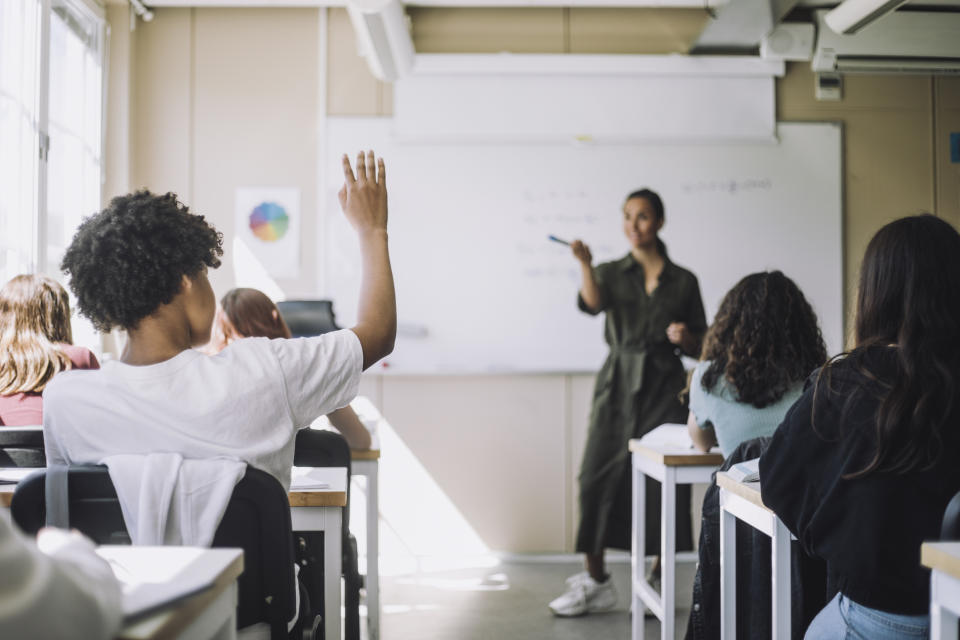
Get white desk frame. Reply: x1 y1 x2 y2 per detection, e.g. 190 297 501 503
923 542 960 639
351 455 380 640
631 436 723 640
717 477 792 640
290 467 348 640
931 569 960 639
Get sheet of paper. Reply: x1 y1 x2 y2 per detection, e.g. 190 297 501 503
290 466 331 490
0 468 38 483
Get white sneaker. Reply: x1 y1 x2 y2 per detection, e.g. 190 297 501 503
548 574 617 617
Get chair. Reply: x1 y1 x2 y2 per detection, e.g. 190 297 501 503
11 465 301 640
0 426 45 467
294 428 362 640
941 489 960 540
276 300 340 338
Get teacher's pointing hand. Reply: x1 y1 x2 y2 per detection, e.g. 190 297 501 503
571 240 592 266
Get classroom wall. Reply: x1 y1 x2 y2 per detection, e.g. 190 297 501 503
110 8 322 298
107 8 960 554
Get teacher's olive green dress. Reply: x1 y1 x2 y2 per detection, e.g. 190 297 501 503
576 252 707 555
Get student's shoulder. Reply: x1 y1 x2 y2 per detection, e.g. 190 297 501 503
60 344 98 369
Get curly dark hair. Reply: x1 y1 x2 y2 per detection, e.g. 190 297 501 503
700 271 826 408
61 190 223 332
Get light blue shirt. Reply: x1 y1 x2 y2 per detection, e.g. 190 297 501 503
688 360 803 458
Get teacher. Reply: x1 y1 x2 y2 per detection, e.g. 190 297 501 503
549 188 707 617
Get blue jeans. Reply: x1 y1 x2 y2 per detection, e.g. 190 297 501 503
805 592 928 639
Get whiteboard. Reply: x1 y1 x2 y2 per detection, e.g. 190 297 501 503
320 120 843 374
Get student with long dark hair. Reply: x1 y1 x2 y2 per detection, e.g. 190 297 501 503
760 214 960 638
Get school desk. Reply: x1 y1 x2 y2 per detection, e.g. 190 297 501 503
922 541 960 639
100 546 243 640
289 466 348 640
629 426 724 640
715 471 793 640
1 469 349 640
351 448 381 640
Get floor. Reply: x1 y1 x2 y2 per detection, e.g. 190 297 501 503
374 557 696 640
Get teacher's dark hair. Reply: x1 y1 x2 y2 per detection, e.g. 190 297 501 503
700 271 826 408
625 188 667 256
817 214 960 478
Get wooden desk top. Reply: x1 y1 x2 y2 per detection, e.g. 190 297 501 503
100 546 243 640
922 542 960 581
289 466 348 508
0 485 13 508
628 423 724 466
351 448 381 461
716 471 771 511
1 468 351 509
628 439 724 466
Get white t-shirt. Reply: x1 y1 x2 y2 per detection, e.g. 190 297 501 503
43 329 363 490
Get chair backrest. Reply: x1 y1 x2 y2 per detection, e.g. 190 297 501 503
294 429 352 528
0 426 45 468
11 465 296 637
276 300 340 338
942 489 960 540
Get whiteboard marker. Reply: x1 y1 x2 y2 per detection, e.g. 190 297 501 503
548 235 570 246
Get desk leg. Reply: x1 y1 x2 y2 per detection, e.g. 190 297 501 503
719 499 736 640
366 464 380 640
325 508 343 640
931 572 960 640
661 467 676 640
771 519 791 639
632 454 646 640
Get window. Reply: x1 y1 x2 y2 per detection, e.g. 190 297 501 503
45 0 104 275
0 0 104 283
0 0 44 284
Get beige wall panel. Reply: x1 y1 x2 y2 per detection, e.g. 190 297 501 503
567 373 595 550
778 62 932 112
409 8 565 54
327 8 386 116
380 376 567 552
935 77 960 226
567 9 709 54
191 9 320 297
131 9 192 199
104 4 134 203
777 63 934 344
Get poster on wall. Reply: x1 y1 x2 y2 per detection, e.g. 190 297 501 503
235 187 301 278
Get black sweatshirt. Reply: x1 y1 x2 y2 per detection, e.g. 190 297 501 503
759 346 960 615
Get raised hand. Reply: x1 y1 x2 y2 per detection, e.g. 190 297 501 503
571 239 593 265
338 150 387 233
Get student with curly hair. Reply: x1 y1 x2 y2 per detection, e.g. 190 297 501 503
0 274 99 426
760 215 960 639
43 152 394 495
687 271 827 457
209 286 372 449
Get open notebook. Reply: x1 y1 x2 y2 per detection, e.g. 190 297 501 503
290 466 331 490
97 546 235 622
726 457 760 483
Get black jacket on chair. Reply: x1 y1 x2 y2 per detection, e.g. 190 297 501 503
684 437 831 640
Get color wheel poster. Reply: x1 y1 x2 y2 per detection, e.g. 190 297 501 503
235 188 301 278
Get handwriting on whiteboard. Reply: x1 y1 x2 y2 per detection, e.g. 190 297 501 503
680 178 772 195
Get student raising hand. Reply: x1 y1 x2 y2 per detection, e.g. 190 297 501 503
339 150 388 234
338 150 396 371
